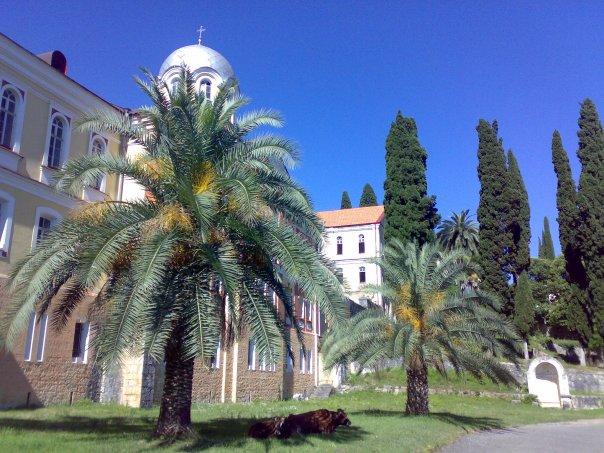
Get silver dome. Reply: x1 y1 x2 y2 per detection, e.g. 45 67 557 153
158 44 235 81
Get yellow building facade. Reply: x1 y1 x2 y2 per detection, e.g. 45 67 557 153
0 33 125 408
0 33 331 409
0 32 124 276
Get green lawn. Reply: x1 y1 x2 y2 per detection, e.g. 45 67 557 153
347 367 521 394
1 391 603 452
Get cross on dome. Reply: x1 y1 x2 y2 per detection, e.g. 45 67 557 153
197 25 206 45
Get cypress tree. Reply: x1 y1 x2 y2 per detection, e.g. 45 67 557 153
476 120 511 306
359 183 378 207
577 99 604 342
383 112 439 245
552 131 588 287
506 150 531 279
340 191 352 209
538 217 556 260
551 130 591 345
537 236 544 258
514 272 535 340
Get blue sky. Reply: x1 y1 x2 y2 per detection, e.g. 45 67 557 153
5 1 604 255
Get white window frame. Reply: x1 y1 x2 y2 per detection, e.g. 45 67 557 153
359 266 366 284
31 207 62 249
336 236 343 255
359 234 365 254
169 77 179 94
247 338 256 370
88 134 107 192
23 313 36 362
211 340 221 369
0 83 26 153
0 189 15 256
307 349 313 374
35 313 48 362
199 78 212 100
42 111 71 170
299 347 306 374
72 321 90 364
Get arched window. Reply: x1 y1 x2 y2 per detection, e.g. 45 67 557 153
358 234 365 254
200 79 211 99
170 77 179 94
47 116 65 168
90 137 106 190
359 266 366 283
336 236 343 255
0 89 17 148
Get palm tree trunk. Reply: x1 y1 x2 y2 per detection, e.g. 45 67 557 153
154 324 195 437
405 358 429 415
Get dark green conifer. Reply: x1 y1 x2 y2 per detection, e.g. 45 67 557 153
514 272 535 339
383 112 439 245
552 131 587 286
551 131 591 346
341 191 352 209
576 99 604 342
476 120 511 306
538 217 556 260
506 150 531 279
359 183 378 207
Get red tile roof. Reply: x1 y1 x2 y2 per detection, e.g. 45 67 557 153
317 205 384 228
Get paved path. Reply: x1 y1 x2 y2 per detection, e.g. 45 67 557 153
441 419 604 453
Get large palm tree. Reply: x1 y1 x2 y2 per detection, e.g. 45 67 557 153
0 68 344 436
437 209 479 254
322 240 519 415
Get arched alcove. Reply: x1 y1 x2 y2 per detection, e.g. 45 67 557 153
527 357 571 408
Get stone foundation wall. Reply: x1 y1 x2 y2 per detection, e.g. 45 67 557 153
185 329 318 404
0 291 97 409
503 361 604 395
567 369 604 393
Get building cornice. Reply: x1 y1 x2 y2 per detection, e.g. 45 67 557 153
324 223 382 232
0 33 124 116
0 166 81 209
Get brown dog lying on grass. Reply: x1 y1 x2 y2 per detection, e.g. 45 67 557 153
248 409 351 439
248 416 286 439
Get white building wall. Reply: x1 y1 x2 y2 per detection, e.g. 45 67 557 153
322 222 383 307
121 142 146 202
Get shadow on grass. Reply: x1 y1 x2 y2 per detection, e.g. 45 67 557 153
351 409 504 432
182 417 368 451
0 414 368 451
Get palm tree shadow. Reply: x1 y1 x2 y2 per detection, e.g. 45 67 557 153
0 414 155 436
0 414 368 451
350 409 504 432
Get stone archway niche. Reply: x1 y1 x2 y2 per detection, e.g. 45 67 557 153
527 357 571 408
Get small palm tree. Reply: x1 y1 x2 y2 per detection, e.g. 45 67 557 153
437 209 479 254
323 240 519 415
0 68 343 436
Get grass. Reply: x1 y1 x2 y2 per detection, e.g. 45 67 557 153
1 391 603 452
346 367 521 394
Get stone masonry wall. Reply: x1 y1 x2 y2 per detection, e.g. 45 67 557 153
186 329 317 404
0 289 97 409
